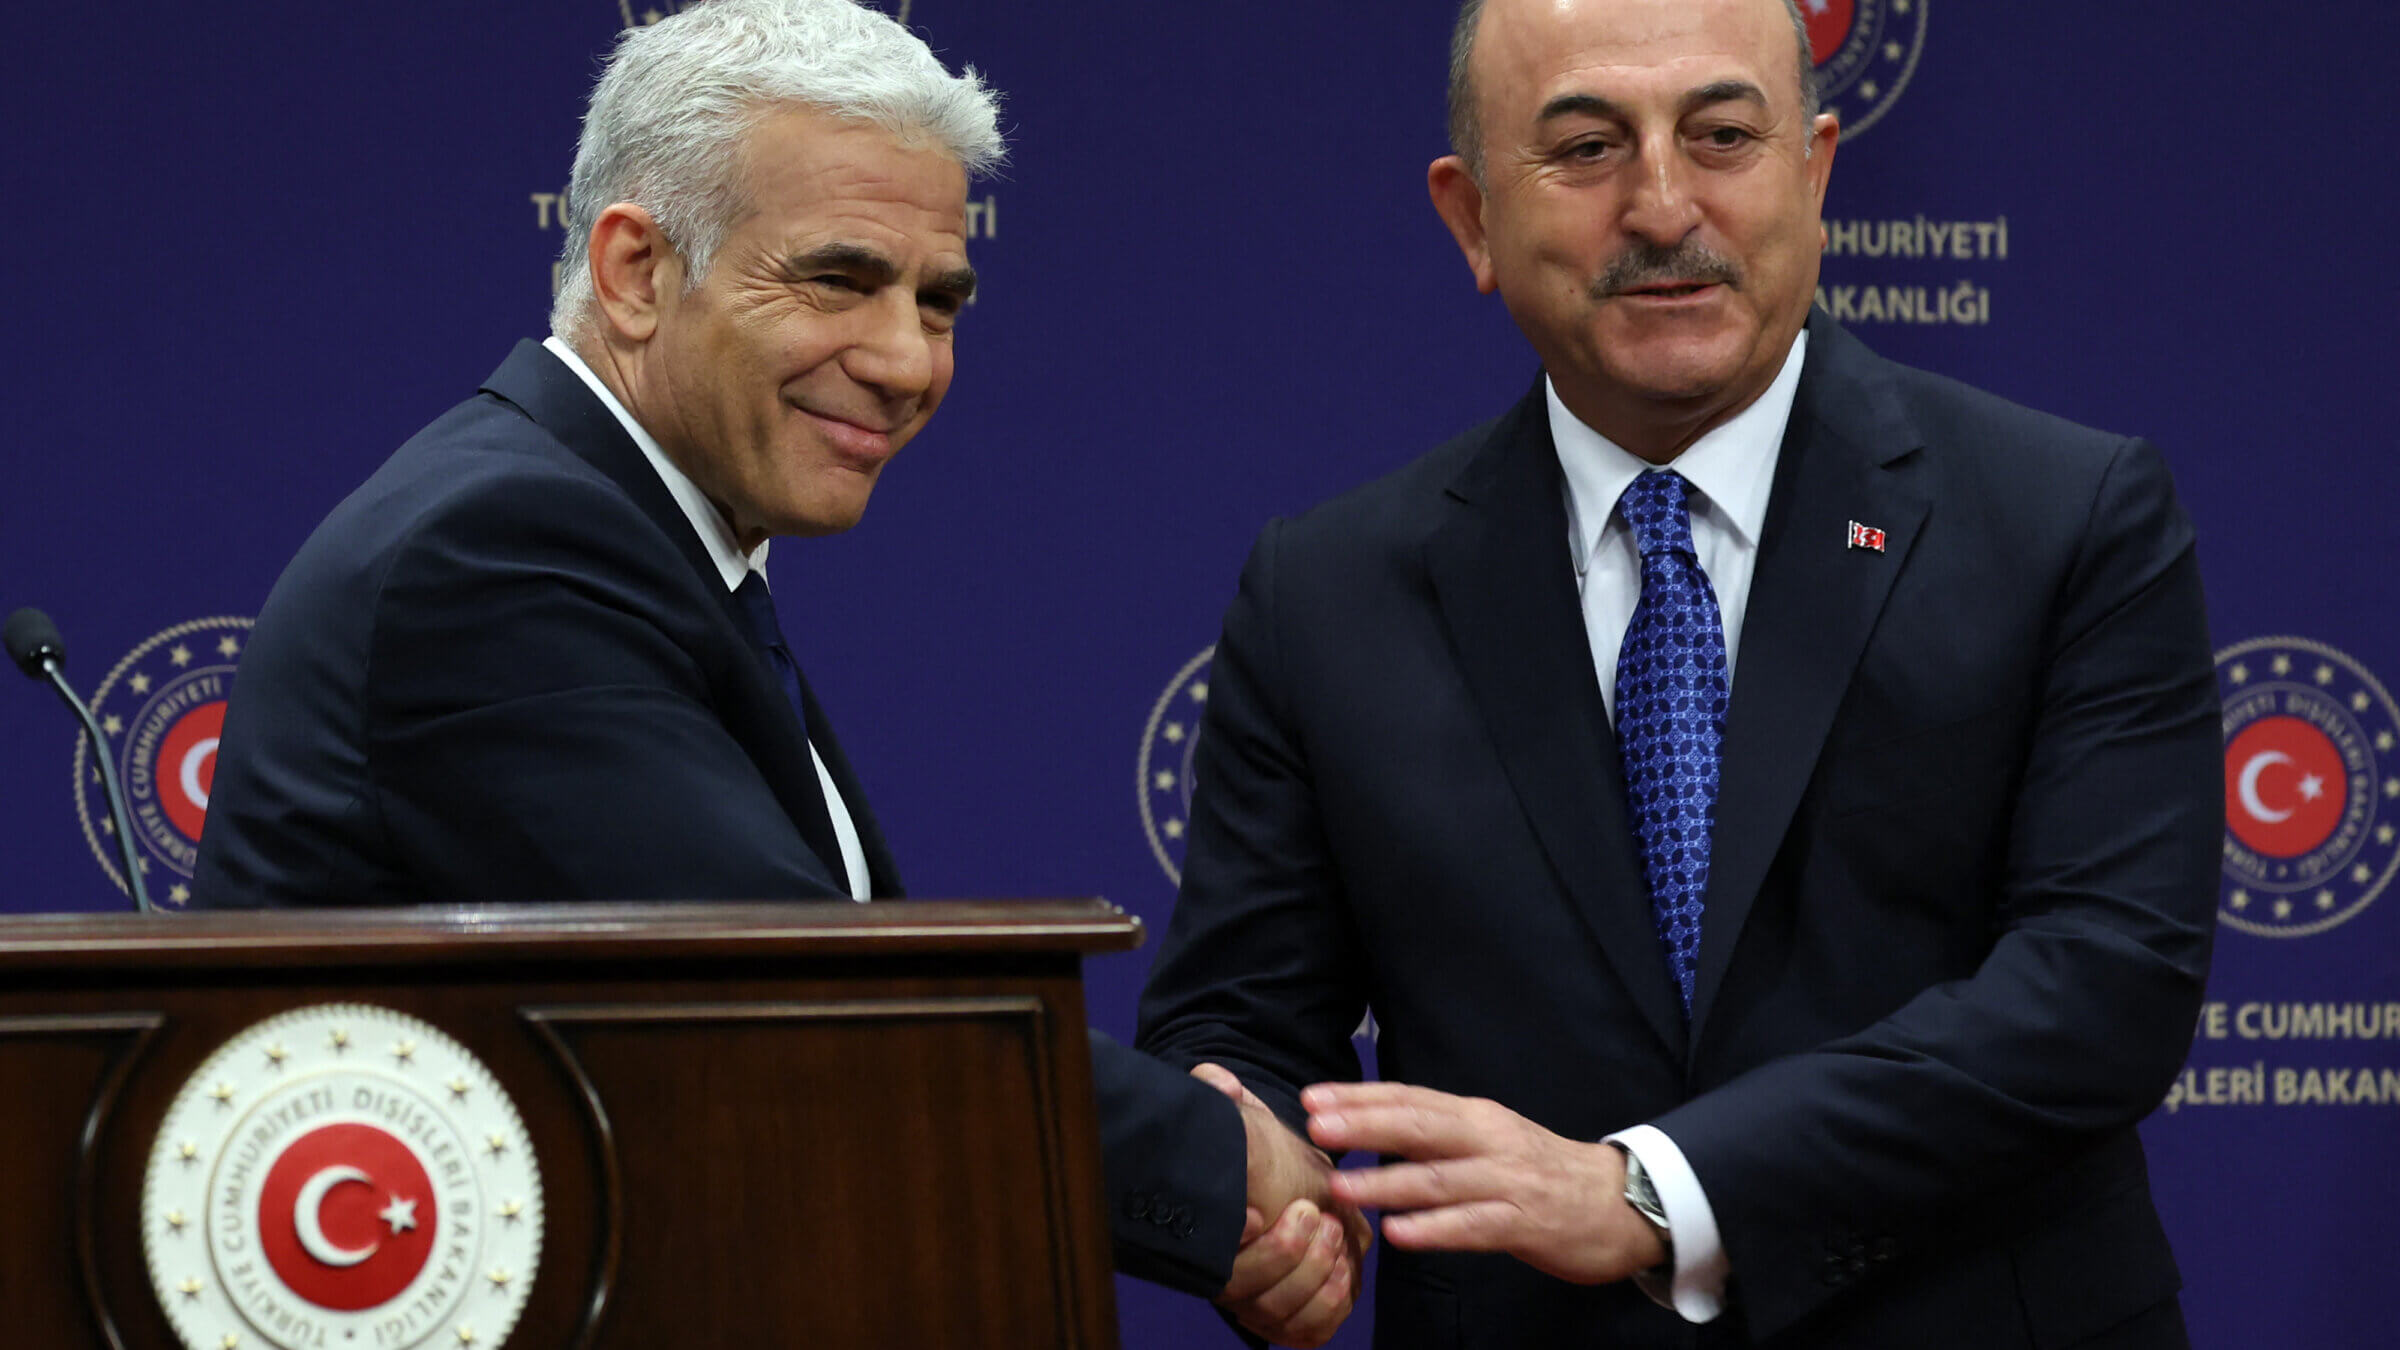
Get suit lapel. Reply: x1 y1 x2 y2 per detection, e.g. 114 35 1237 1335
479 341 853 891
1425 386 1688 1058
1687 317 1931 1034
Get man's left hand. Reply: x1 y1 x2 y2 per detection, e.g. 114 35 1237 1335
1304 1081 1665 1286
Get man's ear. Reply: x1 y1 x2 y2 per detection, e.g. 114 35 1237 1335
587 203 681 343
1427 156 1498 295
1805 112 1840 213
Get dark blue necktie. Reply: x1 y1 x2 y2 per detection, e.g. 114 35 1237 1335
1613 471 1728 1015
733 572 812 733
730 571 846 884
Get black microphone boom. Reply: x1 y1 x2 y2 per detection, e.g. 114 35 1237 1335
5 607 156 913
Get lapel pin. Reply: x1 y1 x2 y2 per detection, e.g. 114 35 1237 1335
1846 521 1888 553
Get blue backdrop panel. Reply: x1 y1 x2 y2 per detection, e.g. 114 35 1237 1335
4 3 2395 1346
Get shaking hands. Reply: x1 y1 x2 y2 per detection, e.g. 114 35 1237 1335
1190 1064 1373 1348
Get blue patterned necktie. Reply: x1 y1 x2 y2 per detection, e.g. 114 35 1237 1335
1613 470 1728 1015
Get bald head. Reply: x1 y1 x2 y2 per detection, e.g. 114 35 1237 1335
1447 0 1817 181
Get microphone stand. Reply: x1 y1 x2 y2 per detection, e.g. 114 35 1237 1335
36 656 154 914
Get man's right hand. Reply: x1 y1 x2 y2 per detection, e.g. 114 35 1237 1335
1192 1063 1372 1348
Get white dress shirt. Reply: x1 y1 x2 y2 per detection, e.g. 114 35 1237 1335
1551 329 1809 1322
541 336 872 902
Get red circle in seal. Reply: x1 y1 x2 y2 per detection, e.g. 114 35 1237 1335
155 701 225 843
256 1122 438 1312
1803 0 1855 68
2224 716 2348 858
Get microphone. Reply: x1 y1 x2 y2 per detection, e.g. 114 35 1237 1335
6 608 155 913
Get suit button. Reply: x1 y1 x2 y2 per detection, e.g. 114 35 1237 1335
1124 1192 1153 1221
1820 1262 1849 1288
1174 1214 1198 1238
1871 1237 1898 1263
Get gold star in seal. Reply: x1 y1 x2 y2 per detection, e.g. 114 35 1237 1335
391 1038 418 1065
2228 889 2250 911
329 1028 352 1052
169 645 193 668
1153 771 1176 792
2355 691 2372 712
168 883 190 906
2319 891 2339 910
2273 898 2293 920
1163 819 1186 840
264 1044 288 1069
129 672 152 694
2316 664 2336 685
485 1132 509 1157
2379 825 2396 846
2385 779 2399 800
486 1267 514 1289
2228 663 2248 684
102 714 124 737
177 1141 200 1166
2377 732 2395 754
2271 654 2292 676
496 1198 524 1223
455 1327 478 1345
448 1076 471 1100
221 1335 242 1350
165 1209 189 1234
1188 682 1209 704
2357 865 2374 885
1164 722 1186 743
177 1276 203 1299
209 1083 236 1108
217 635 241 658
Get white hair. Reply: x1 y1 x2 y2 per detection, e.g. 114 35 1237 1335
550 0 1006 337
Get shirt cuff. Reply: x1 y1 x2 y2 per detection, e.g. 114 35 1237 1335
1604 1123 1729 1323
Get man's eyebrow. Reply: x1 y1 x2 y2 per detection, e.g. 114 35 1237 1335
1682 79 1769 114
1537 92 1627 125
782 243 898 285
924 265 978 303
783 244 976 302
1535 81 1770 127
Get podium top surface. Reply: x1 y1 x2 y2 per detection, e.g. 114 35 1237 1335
0 898 1144 973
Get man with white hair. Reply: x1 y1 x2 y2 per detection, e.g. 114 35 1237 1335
193 0 1359 1332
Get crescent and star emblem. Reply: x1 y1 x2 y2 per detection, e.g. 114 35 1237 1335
2235 749 2305 825
292 1166 418 1268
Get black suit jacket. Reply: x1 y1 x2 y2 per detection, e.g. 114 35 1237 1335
194 340 1243 1294
1137 314 2221 1348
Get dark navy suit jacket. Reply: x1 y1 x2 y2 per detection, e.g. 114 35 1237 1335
194 340 1245 1295
1138 314 2221 1347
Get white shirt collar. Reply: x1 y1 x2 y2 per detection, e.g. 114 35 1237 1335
541 335 766 593
1550 329 1807 568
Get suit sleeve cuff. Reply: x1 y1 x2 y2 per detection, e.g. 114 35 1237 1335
1604 1123 1729 1323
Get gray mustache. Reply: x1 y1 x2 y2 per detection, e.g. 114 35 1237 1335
1591 242 1742 297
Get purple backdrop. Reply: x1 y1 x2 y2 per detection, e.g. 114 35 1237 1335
5 2 2396 1345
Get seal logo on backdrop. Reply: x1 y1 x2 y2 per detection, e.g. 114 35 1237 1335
74 617 252 908
1138 646 1214 886
1799 0 1927 140
145 1005 544 1350
617 0 911 26
2217 636 2400 937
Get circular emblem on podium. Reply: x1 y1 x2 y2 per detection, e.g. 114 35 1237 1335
1801 0 1928 140
144 1005 544 1350
2216 636 2399 938
73 616 252 908
1137 645 1215 885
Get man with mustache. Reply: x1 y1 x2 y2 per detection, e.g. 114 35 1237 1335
1138 0 2219 1344
191 0 1363 1334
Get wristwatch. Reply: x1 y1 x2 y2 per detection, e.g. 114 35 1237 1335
1613 1143 1674 1265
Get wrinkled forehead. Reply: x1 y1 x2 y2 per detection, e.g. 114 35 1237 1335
1475 0 1802 124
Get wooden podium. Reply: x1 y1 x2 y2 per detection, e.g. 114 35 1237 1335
0 900 1143 1349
